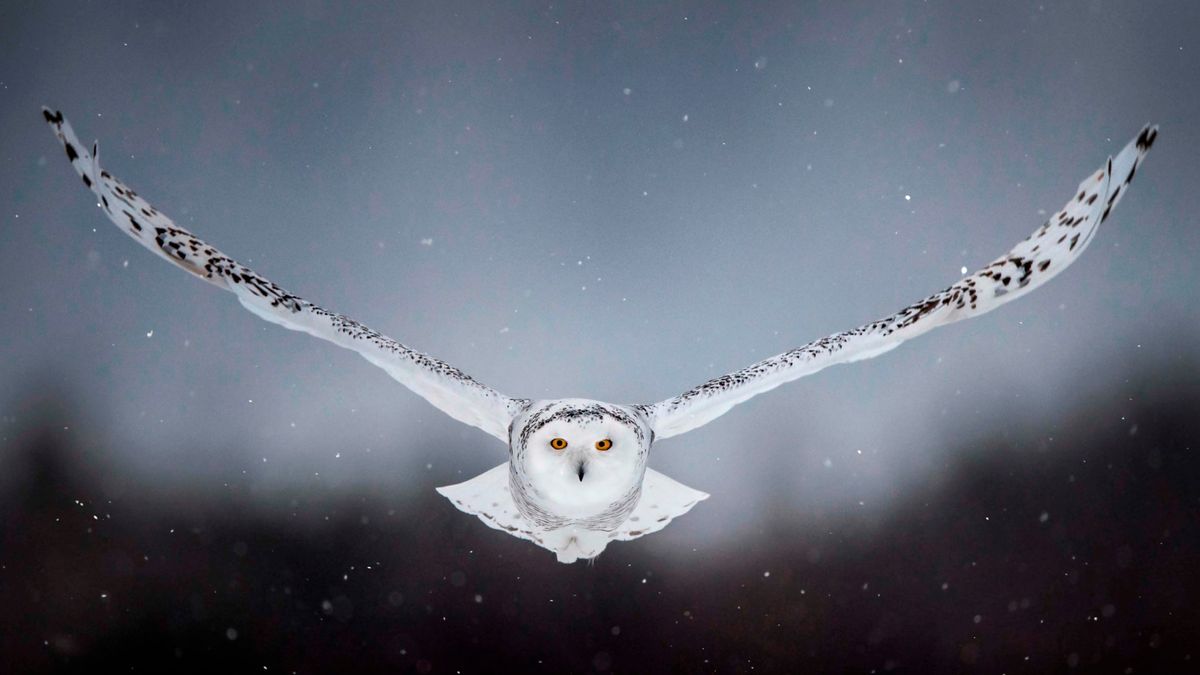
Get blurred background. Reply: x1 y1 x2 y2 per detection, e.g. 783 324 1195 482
2 1 1198 672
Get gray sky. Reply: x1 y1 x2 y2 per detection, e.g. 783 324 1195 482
2 1 1197 550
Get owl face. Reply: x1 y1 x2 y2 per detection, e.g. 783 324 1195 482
511 399 651 517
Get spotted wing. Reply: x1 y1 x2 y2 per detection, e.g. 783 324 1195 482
44 108 526 442
644 126 1158 439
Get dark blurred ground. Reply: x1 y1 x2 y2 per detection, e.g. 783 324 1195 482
2 350 1198 675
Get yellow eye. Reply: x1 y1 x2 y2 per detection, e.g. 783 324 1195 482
595 439 612 451
550 438 568 450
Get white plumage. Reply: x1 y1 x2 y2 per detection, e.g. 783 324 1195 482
43 108 1157 563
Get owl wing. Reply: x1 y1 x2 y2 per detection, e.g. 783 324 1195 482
642 125 1158 440
43 108 526 442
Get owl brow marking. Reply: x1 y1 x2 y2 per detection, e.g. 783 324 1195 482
520 403 643 447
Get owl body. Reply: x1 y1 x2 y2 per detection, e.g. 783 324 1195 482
440 399 706 562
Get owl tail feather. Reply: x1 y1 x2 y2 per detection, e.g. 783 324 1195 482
438 463 708 563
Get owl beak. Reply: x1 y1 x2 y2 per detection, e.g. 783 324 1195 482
575 459 587 482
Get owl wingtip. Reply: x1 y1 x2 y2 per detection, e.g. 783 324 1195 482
41 106 63 125
1136 124 1158 151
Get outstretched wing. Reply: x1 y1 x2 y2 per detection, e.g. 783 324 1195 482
643 125 1158 439
43 108 526 442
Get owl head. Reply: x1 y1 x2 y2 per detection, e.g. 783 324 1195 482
510 399 651 517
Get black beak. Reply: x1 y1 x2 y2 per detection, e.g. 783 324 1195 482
576 462 586 482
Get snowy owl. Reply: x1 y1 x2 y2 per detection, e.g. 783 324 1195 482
43 108 1157 563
